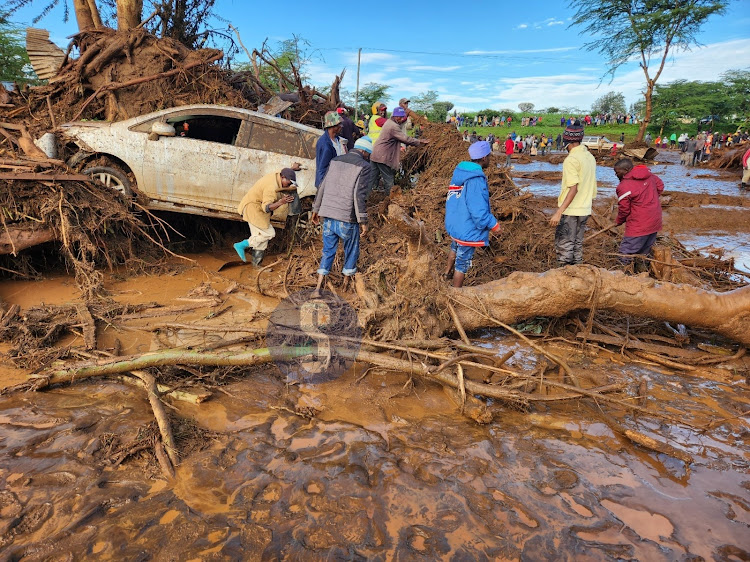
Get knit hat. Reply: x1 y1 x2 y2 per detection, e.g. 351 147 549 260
563 120 584 145
353 136 373 154
323 111 342 128
280 168 297 186
468 140 491 160
392 107 407 118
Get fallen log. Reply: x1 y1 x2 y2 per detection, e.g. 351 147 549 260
574 332 708 360
0 226 56 255
451 265 750 346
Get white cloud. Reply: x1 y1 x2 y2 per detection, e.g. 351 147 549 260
547 20 564 26
516 23 528 29
343 52 400 65
311 38 750 114
411 65 461 72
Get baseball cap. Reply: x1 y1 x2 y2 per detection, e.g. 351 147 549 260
280 168 297 186
399 98 410 105
392 107 407 118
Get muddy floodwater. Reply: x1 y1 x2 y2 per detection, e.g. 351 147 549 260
1 153 749 559
514 150 750 273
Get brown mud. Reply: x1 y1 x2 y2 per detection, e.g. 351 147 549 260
1 186 749 559
1 33 749 556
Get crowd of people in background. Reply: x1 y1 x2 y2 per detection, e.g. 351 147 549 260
461 129 564 156
643 129 750 167
443 112 639 129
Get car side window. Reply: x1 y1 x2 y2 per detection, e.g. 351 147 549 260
247 122 312 159
166 115 242 145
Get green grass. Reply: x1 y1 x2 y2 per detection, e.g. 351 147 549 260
458 122 641 145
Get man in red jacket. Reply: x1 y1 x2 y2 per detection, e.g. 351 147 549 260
613 158 664 265
504 134 514 167
742 145 750 189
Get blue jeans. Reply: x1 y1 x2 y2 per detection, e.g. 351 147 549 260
318 218 360 276
450 240 476 274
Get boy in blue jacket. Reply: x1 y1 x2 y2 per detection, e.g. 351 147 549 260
442 140 502 287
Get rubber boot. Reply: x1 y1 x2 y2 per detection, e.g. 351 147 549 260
233 240 250 262
250 249 264 266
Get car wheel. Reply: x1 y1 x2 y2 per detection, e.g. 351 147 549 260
83 165 133 198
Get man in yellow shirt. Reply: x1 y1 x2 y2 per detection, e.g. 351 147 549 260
549 120 597 266
234 168 297 266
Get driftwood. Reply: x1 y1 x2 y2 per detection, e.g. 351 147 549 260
451 266 750 345
0 226 56 255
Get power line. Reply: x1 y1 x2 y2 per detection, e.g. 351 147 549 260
314 45 589 64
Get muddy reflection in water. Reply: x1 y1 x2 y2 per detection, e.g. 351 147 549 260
1 357 748 560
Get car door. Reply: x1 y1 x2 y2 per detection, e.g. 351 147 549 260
141 109 247 212
233 117 317 208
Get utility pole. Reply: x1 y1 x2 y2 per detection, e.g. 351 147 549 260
354 48 362 121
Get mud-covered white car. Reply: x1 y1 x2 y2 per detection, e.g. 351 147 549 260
59 104 321 222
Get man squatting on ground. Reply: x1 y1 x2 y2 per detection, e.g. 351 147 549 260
443 140 502 288
549 120 597 267
310 136 374 298
369 107 429 196
613 158 664 264
234 168 298 266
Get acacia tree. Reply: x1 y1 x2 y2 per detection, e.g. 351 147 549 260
0 17 36 83
569 0 728 141
342 82 391 116
590 91 626 115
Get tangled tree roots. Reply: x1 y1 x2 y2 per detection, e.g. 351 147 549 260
0 159 159 297
705 144 749 169
2 28 345 136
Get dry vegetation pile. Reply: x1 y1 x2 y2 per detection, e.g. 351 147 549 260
0 159 159 297
1 28 342 134
705 143 749 169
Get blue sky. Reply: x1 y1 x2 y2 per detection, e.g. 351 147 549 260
9 0 750 113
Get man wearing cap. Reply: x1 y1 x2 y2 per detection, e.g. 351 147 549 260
369 107 429 196
399 97 426 130
316 111 347 188
310 136 373 297
337 107 359 152
234 168 298 266
399 98 411 130
366 101 388 142
549 119 597 267
442 141 501 288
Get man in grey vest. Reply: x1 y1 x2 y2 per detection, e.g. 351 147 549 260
310 136 373 297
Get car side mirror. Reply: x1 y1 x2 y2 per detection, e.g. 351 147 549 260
149 122 176 140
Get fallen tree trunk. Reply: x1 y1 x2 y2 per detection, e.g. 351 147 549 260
0 226 56 255
452 265 750 345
